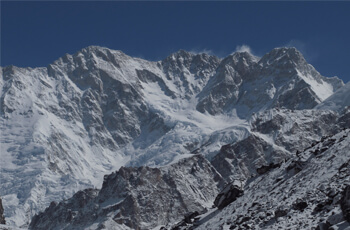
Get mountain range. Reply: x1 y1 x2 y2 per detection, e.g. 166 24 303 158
0 46 349 229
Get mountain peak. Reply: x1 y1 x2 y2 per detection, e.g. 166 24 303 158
78 45 127 57
259 47 305 65
231 51 259 63
257 47 307 72
166 49 194 60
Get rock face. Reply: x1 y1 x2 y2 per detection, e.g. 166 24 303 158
210 108 347 183
341 185 350 222
256 162 282 175
211 134 289 182
0 198 5 224
197 48 343 116
0 46 346 227
214 182 244 209
29 155 225 230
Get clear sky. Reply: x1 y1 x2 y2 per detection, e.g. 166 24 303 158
1 1 350 82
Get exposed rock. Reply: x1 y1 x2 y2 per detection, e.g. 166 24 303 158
316 222 331 230
256 162 282 175
184 211 200 224
214 182 244 209
0 198 5 224
274 207 288 218
292 199 308 212
326 212 344 226
197 129 350 230
211 134 289 182
286 160 306 174
29 155 225 230
341 185 350 222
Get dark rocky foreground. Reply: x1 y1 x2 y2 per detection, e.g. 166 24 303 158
29 155 226 230
0 198 5 225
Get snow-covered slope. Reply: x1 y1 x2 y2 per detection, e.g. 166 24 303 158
0 46 344 228
195 128 350 230
316 81 350 111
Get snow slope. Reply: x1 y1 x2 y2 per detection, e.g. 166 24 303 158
316 81 350 111
196 128 350 230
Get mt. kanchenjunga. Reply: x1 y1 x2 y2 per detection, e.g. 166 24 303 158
0 46 344 227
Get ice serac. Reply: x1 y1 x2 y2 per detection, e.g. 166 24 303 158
29 155 225 230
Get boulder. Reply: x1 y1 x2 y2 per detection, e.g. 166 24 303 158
214 183 244 209
341 185 350 222
292 199 308 212
0 198 5 224
256 162 282 175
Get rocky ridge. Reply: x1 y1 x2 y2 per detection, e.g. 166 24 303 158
29 155 225 230
194 127 350 230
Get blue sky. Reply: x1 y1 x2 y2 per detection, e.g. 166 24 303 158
2 1 350 82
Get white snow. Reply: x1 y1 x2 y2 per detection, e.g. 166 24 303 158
316 81 350 111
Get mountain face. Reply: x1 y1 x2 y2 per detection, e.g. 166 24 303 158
0 46 346 228
197 48 342 116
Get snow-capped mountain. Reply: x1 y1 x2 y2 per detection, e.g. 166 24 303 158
0 45 346 228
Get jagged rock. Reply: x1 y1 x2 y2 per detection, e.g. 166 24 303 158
184 211 200 224
256 162 282 175
29 155 225 230
341 185 350 222
274 207 288 218
326 212 344 226
316 222 331 230
195 129 350 230
286 160 306 174
214 182 244 209
211 134 289 182
0 198 5 225
292 199 308 212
